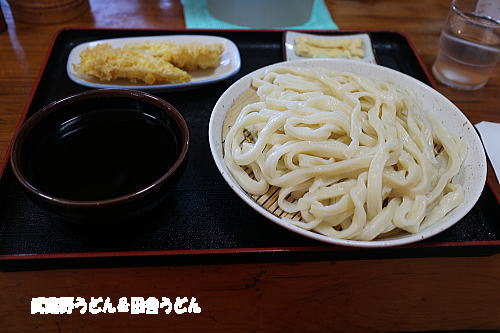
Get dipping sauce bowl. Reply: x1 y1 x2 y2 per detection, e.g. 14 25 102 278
10 89 189 221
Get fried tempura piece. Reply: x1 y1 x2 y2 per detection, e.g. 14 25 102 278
169 42 224 71
124 41 224 71
73 43 191 84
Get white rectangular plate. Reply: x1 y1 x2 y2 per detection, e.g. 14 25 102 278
285 31 376 64
67 35 241 91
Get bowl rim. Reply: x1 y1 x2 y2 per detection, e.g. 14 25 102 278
10 89 189 207
208 58 487 248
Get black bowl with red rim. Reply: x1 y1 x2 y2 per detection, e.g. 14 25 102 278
10 89 189 222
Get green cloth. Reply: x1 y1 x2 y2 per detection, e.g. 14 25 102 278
181 0 338 30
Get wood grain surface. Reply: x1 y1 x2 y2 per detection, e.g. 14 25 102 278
2 257 500 332
0 0 499 331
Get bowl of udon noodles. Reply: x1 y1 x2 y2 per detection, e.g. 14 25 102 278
208 59 486 247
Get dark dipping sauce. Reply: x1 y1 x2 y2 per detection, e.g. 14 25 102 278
21 108 179 201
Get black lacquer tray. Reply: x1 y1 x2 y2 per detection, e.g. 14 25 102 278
1 29 498 270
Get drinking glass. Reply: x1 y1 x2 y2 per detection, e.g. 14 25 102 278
432 0 500 90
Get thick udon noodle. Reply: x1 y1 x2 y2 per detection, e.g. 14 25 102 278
224 66 466 241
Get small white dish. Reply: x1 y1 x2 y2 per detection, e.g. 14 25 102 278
67 35 241 92
209 58 486 248
285 31 376 64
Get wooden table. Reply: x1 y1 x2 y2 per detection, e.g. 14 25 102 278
0 0 499 331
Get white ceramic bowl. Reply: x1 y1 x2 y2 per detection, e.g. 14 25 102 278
208 59 486 248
